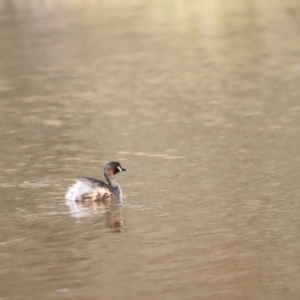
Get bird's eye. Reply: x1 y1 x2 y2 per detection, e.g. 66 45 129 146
117 166 122 172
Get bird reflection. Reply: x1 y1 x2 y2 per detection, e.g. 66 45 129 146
65 198 123 232
105 203 123 232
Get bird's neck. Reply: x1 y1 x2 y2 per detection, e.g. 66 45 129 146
105 173 123 199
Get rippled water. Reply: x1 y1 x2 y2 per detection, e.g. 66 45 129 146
0 1 300 299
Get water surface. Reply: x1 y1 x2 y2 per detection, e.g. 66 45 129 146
0 1 300 299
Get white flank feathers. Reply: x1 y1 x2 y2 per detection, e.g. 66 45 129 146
65 180 94 201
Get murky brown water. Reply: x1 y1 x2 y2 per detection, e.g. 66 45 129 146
1 0 300 299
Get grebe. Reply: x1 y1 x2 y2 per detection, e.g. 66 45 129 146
65 161 126 202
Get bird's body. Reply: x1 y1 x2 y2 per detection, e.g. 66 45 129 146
65 161 126 203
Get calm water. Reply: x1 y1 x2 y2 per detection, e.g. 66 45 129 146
0 0 300 299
